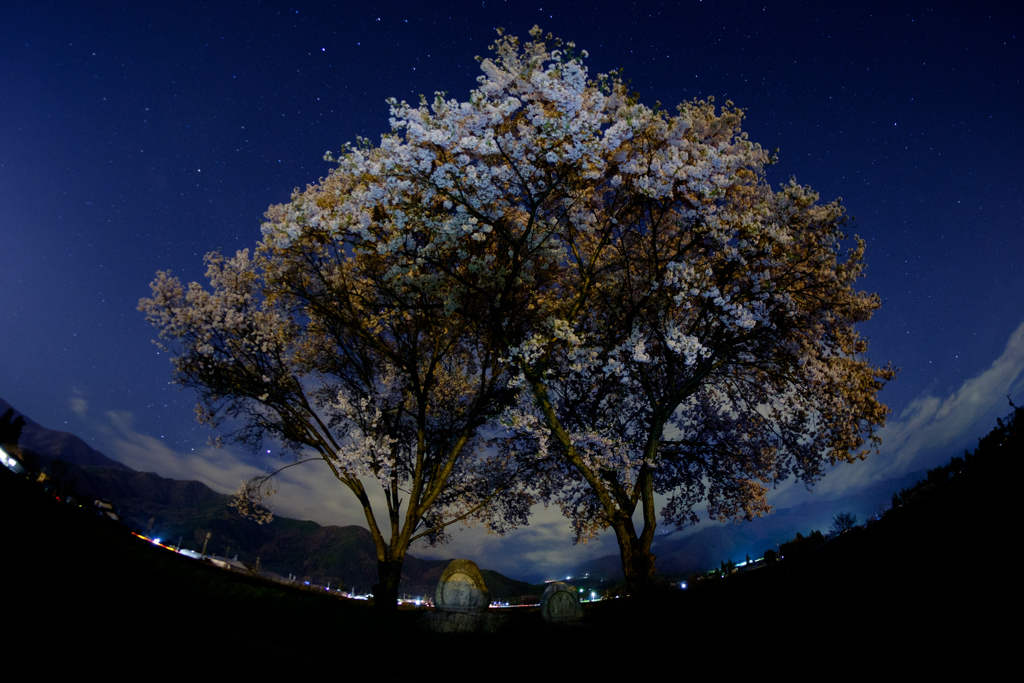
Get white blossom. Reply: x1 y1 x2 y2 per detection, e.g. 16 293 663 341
147 27 894 597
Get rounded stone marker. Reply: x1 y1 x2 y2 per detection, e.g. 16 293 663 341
540 581 583 623
435 559 490 614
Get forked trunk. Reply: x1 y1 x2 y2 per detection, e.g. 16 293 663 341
611 464 660 600
614 527 658 599
372 558 403 612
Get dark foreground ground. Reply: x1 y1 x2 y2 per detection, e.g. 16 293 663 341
3 448 1013 676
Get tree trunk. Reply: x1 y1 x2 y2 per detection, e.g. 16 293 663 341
612 474 659 600
614 526 657 599
372 558 403 612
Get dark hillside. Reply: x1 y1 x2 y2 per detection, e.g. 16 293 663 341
4 403 1017 671
668 403 1020 659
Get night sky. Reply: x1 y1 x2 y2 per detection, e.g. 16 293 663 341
2 1 1021 582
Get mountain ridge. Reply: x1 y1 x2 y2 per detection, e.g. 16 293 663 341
1 397 532 598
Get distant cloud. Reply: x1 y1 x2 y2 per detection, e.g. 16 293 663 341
796 320 1024 500
71 402 370 526
881 321 1024 472
69 396 88 418
102 409 251 487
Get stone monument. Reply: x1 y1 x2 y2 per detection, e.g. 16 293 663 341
435 559 490 613
540 581 584 623
424 559 506 633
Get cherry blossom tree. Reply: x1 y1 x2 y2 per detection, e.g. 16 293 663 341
139 222 530 610
270 27 894 596
158 27 894 598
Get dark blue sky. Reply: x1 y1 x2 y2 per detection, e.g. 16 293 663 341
2 1 1021 579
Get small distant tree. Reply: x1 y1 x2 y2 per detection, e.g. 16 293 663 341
830 511 858 536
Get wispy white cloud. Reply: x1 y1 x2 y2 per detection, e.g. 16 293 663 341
774 320 1024 504
72 402 369 526
103 409 258 491
69 396 88 419
874 321 1024 476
